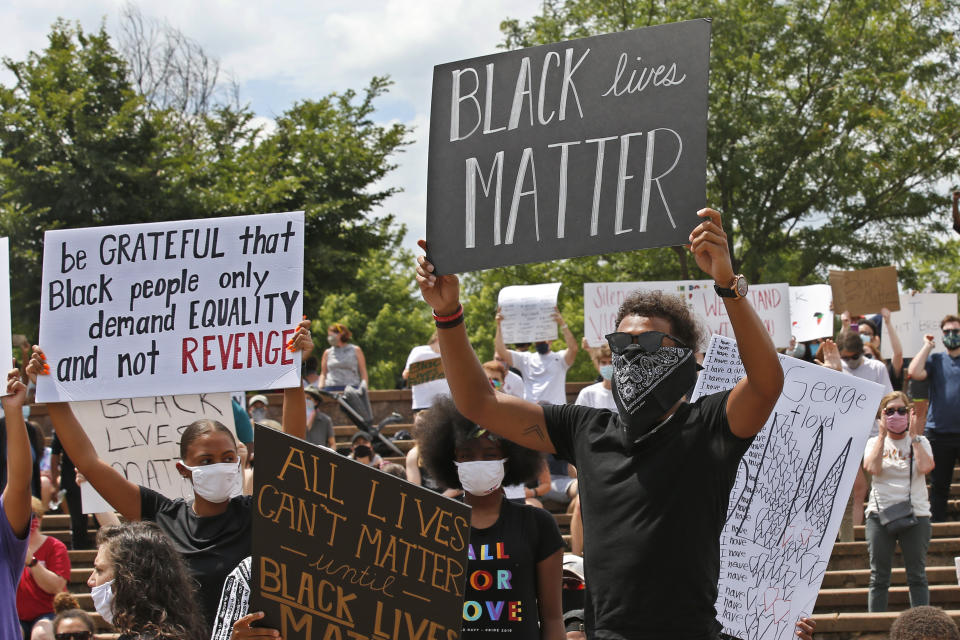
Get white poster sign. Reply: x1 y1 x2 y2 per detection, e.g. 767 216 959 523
0 239 11 393
583 281 791 349
692 335 883 640
881 293 959 359
497 282 562 344
73 393 236 513
788 285 834 342
37 212 304 402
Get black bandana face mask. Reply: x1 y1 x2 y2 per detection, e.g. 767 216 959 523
611 343 699 447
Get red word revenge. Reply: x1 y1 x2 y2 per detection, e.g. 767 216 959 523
181 330 294 373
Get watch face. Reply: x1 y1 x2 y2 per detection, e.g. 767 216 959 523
735 276 748 297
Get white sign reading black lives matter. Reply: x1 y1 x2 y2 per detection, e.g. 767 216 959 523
426 19 711 273
37 212 304 402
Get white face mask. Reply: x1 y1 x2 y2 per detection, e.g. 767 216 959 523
91 579 115 624
455 460 506 496
181 462 242 503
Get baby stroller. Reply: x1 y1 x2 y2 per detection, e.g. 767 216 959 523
317 385 405 457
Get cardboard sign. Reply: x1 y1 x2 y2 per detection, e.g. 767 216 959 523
829 266 900 316
789 285 834 342
497 282 562 343
0 239 11 395
583 280 791 349
407 357 446 386
691 335 884 640
37 212 304 402
250 425 470 640
426 19 711 273
881 293 959 359
72 393 236 512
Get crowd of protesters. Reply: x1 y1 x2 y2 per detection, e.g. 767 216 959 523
1 215 957 639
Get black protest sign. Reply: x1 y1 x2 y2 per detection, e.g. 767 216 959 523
408 358 446 386
426 19 711 274
250 425 470 640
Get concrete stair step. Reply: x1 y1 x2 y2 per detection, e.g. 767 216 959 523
814 584 960 612
822 566 959 588
851 521 960 541
828 537 960 571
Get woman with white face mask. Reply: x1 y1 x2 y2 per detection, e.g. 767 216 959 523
87 522 205 639
26 319 315 633
862 391 936 612
418 396 565 640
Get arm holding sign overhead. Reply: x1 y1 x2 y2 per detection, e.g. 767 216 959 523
881 307 904 376
27 347 143 520
280 318 313 440
416 241 554 454
494 309 514 368
554 309 579 367
2 368 33 537
688 209 783 438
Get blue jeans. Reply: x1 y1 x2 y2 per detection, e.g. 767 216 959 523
865 514 931 612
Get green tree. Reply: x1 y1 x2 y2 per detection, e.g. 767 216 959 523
314 227 433 389
0 21 409 335
500 0 960 284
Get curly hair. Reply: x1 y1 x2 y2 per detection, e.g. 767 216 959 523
179 419 236 460
615 290 703 350
889 605 960 640
96 522 205 640
416 396 542 490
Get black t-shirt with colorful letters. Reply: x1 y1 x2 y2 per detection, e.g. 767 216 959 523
462 499 563 638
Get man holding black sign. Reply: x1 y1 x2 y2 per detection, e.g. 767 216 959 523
416 209 814 640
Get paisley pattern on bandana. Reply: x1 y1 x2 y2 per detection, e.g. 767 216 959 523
612 346 692 413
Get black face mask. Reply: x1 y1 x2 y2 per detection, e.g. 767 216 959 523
535 342 551 355
353 445 373 459
611 344 699 448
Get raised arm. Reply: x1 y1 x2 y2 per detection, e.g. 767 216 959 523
911 408 935 475
555 309 579 367
907 334 935 381
952 190 960 234
881 307 904 375
2 368 33 537
281 318 313 440
27 348 142 521
417 241 553 453
494 309 514 368
689 209 784 438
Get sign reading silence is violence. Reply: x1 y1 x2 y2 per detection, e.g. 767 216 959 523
250 425 470 640
426 19 711 273
37 212 304 402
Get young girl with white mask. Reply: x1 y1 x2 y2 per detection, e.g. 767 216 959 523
27 319 314 633
418 396 565 640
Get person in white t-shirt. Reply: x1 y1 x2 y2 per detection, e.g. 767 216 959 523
862 391 934 612
402 332 451 411
824 331 895 526
575 344 617 412
495 307 578 405
493 354 524 398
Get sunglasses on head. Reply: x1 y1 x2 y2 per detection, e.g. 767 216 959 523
604 331 688 354
883 406 908 416
56 633 93 640
945 329 960 336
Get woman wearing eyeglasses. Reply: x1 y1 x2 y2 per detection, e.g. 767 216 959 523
862 391 935 612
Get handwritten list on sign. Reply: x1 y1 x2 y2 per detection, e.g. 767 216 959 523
497 282 562 344
691 335 883 640
250 426 470 640
426 19 711 273
37 212 304 402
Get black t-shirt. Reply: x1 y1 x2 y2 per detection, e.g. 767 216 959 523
139 487 252 631
544 390 752 640
463 499 563 639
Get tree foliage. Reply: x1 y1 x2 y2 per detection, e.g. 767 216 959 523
500 0 960 284
0 20 409 337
